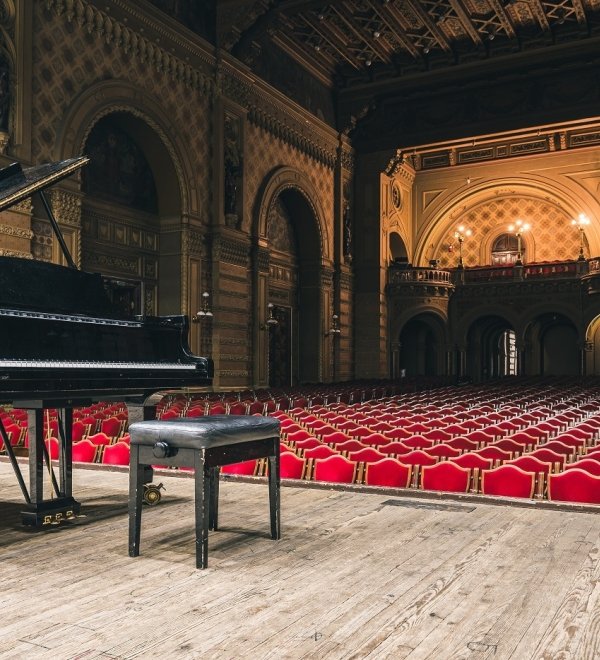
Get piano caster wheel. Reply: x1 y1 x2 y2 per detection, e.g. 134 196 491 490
143 483 164 506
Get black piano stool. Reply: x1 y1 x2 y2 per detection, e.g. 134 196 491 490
128 415 281 569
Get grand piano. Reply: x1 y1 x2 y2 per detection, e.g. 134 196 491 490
0 157 213 525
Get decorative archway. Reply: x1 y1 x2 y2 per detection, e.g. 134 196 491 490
53 80 207 352
415 178 598 269
395 312 448 377
253 167 330 387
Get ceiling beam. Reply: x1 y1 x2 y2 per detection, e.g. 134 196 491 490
404 0 453 52
449 0 484 46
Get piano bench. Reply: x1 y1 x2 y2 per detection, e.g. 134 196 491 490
127 415 281 569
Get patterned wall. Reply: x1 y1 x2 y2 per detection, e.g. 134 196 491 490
435 196 583 269
31 4 211 216
245 121 334 251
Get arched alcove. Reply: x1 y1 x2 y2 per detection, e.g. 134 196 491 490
390 231 408 265
466 315 516 381
398 313 446 376
525 313 579 376
81 111 182 319
254 167 329 387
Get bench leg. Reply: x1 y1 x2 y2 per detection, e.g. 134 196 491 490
194 452 211 569
128 445 145 557
209 467 220 531
268 444 280 540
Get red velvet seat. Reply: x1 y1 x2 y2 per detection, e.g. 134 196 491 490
481 465 536 499
364 458 411 488
279 452 307 480
548 469 600 504
426 443 461 459
72 439 98 463
564 459 600 477
451 452 494 471
304 445 338 460
348 447 386 463
87 432 114 446
402 435 434 450
221 459 259 476
446 437 479 452
476 446 512 462
102 441 130 466
378 441 412 457
397 450 437 467
313 455 357 484
421 462 471 493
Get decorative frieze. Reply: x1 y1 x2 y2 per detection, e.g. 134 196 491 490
0 223 33 240
48 189 82 228
214 236 249 267
45 0 213 95
0 248 31 258
84 250 139 276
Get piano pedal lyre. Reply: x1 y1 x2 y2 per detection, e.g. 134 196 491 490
143 482 165 506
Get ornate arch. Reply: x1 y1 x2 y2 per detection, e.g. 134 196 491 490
254 166 330 262
54 79 196 215
415 177 600 268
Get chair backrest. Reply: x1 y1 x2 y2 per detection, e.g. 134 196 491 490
313 455 357 484
279 452 307 480
421 462 471 493
364 458 411 488
564 459 600 477
348 447 386 463
452 452 494 470
102 441 130 466
72 439 98 463
506 455 553 475
399 450 438 467
548 468 600 504
87 432 113 446
426 443 461 459
481 465 536 499
304 445 338 460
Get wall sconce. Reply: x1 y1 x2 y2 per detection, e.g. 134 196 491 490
261 302 278 330
326 314 341 337
572 213 590 261
192 291 213 323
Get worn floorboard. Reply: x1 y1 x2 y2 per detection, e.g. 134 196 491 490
1 462 600 660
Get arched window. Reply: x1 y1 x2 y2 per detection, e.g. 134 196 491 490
491 234 520 265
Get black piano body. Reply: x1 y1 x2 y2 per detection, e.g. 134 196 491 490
0 157 213 526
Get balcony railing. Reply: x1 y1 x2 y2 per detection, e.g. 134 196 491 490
388 266 453 285
457 260 582 283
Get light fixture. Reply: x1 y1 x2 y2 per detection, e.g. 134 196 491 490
262 302 278 330
508 219 530 266
192 291 213 322
326 314 341 337
572 213 591 261
453 225 472 269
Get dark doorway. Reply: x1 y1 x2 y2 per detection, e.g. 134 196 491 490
268 305 292 388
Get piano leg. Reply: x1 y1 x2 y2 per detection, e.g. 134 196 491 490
21 406 81 527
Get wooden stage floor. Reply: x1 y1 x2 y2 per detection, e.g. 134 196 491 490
1 461 599 660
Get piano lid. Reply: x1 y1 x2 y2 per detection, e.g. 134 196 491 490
0 156 89 213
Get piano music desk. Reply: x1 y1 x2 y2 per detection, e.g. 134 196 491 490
128 415 281 569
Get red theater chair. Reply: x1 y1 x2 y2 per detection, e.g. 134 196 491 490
72 439 98 463
548 469 600 505
564 459 600 477
313 455 357 484
481 465 536 499
221 459 259 476
427 443 461 460
421 462 471 493
279 452 307 480
102 442 130 466
365 458 411 488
